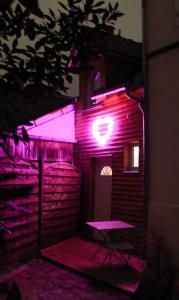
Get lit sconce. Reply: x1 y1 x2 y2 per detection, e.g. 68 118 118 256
92 116 114 146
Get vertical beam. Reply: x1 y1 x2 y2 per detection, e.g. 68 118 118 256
38 153 44 252
142 0 150 234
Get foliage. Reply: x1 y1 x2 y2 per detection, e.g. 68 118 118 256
0 0 124 144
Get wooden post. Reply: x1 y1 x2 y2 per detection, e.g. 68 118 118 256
38 153 44 252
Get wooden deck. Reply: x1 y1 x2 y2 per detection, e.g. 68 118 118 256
42 236 145 294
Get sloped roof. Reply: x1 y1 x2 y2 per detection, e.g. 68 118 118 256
69 32 142 71
94 33 142 62
69 32 142 89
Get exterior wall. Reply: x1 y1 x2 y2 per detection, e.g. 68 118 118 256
146 0 179 52
74 90 144 250
146 0 179 267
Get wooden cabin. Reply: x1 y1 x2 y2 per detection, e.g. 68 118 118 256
74 86 144 252
73 34 145 252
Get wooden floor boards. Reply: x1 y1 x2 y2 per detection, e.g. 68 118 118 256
41 236 145 294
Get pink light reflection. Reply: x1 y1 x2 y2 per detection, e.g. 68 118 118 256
92 116 114 146
91 86 125 101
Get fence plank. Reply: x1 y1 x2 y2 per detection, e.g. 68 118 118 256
42 162 81 248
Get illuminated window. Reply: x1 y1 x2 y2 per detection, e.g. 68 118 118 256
132 145 139 168
100 166 112 176
124 143 140 171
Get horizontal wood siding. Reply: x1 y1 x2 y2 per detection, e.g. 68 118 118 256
0 158 39 266
42 163 81 248
0 138 73 163
74 90 145 251
0 156 81 265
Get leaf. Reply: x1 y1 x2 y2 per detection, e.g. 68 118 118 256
16 30 22 39
18 0 44 18
87 0 94 6
84 1 93 14
49 8 55 18
102 10 109 22
58 2 69 11
28 32 36 40
12 48 27 54
109 11 124 20
93 8 105 14
22 126 29 142
26 45 35 53
108 2 113 12
44 14 53 22
12 38 18 49
35 36 47 49
0 64 12 71
93 1 105 8
22 52 34 59
68 0 74 7
3 43 9 53
0 0 13 10
61 54 68 61
114 2 119 11
92 14 99 25
0 18 6 30
15 3 22 15
66 74 73 83
117 11 125 17
47 20 55 29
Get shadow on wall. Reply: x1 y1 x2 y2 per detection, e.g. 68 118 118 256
0 280 22 300
135 228 176 300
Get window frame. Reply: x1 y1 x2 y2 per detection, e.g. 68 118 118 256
100 165 112 176
124 142 140 173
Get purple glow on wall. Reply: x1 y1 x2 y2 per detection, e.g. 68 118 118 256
92 116 114 146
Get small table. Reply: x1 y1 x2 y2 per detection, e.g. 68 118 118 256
86 220 135 264
86 220 135 231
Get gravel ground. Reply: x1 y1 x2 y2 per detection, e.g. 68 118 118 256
0 258 134 300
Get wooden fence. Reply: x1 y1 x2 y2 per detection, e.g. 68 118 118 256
0 156 81 266
42 161 81 248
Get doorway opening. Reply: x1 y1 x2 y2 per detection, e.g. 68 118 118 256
92 156 112 239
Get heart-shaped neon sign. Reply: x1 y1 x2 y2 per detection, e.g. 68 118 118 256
92 116 114 146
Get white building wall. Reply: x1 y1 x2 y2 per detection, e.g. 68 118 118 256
146 0 179 267
146 0 179 52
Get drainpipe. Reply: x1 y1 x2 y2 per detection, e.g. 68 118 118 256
125 87 144 114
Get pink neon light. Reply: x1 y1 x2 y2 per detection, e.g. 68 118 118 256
91 86 125 101
92 116 114 146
